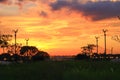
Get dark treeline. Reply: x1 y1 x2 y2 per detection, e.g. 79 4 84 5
75 53 120 61
75 44 120 61
0 46 50 63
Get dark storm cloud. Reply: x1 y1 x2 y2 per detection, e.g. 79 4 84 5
50 0 120 21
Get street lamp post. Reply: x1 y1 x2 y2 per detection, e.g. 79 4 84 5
25 38 29 46
95 36 99 54
103 29 108 55
13 29 18 54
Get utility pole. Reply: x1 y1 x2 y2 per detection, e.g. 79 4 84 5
25 38 29 46
13 29 18 54
95 36 99 54
103 29 108 55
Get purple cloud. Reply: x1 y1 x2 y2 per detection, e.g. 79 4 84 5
50 1 120 21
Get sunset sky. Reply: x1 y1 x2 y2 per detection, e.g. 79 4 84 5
0 0 120 56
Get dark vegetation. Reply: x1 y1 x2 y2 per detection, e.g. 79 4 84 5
0 61 120 80
75 53 90 60
0 46 50 62
75 44 120 61
0 35 50 62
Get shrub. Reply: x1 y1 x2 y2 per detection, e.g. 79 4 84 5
0 53 11 61
75 53 90 60
32 51 50 61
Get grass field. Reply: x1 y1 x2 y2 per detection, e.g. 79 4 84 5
0 60 120 80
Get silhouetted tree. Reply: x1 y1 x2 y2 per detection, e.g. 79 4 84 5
87 44 96 54
7 43 22 55
0 53 11 61
0 39 8 53
81 44 96 56
20 46 38 56
32 51 50 61
75 53 90 60
11 54 22 62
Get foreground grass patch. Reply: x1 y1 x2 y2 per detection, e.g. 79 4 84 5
0 61 120 80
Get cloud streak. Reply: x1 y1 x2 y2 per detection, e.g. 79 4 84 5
50 0 120 21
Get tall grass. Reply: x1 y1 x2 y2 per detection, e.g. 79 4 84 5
0 61 120 80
